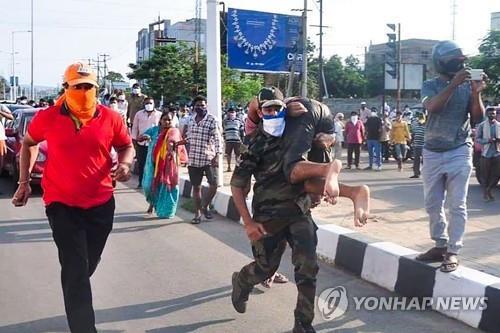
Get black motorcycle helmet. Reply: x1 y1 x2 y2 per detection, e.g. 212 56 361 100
432 40 466 76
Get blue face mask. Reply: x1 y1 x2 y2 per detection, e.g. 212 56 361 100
262 109 286 137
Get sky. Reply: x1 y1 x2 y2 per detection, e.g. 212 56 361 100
0 0 498 88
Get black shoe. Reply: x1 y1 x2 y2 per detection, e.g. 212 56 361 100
409 175 420 179
231 272 250 313
292 320 316 333
203 207 214 219
364 166 372 170
346 165 352 169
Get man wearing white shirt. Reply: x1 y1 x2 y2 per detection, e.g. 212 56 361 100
131 97 162 188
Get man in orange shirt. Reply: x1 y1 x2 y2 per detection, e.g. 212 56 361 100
11 62 134 333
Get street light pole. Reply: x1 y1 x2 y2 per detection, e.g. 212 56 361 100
30 0 34 100
11 30 32 101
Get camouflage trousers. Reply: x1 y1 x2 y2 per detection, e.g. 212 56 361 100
235 215 319 325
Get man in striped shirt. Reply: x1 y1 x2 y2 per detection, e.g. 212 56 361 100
223 108 244 172
410 112 426 178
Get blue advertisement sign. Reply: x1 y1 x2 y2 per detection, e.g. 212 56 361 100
227 8 302 73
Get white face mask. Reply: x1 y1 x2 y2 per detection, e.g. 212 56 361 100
351 115 359 124
118 95 126 101
144 104 154 112
132 88 141 95
262 109 286 137
371 112 377 117
110 103 118 110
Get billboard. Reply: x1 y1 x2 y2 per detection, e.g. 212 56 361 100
227 8 302 73
384 63 425 90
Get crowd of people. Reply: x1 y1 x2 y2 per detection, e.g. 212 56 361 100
6 37 498 333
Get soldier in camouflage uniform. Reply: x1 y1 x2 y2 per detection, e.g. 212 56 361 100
232 92 371 332
231 99 345 333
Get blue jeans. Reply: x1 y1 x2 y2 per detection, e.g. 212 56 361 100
422 145 472 254
367 140 382 167
394 144 407 160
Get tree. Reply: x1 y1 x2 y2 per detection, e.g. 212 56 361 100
469 31 500 100
104 71 125 83
128 43 198 103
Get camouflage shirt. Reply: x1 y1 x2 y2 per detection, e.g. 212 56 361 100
230 126 311 234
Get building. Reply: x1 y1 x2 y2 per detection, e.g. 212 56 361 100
365 38 439 79
135 18 207 64
492 12 500 31
169 18 207 52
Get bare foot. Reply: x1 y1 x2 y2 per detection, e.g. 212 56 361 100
351 185 370 227
324 160 342 200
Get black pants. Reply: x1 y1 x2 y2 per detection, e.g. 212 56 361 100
381 141 390 161
236 216 319 325
136 144 148 186
413 147 423 176
480 156 500 190
46 197 115 333
347 143 361 167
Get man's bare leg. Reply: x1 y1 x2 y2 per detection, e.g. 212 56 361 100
289 160 341 199
202 184 218 215
304 180 370 227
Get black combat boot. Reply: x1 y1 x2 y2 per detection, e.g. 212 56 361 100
292 320 316 333
231 272 250 313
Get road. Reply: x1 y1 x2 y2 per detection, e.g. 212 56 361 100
0 177 480 333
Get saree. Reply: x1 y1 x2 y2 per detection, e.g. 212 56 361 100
142 126 187 218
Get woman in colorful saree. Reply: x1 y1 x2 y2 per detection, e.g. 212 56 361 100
140 111 187 218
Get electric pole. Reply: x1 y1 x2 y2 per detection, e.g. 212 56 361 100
396 23 401 113
311 0 329 101
301 0 308 97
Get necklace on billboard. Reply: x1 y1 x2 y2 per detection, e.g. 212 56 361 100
231 9 278 58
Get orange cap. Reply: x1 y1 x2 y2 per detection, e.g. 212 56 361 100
63 62 98 87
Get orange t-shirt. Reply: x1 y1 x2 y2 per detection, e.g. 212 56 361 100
28 104 131 209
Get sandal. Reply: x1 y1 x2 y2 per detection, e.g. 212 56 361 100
261 277 273 289
415 247 446 262
203 207 214 220
440 253 459 273
273 272 289 284
191 216 201 224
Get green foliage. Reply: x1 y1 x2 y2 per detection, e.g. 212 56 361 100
104 71 125 83
128 43 198 103
128 44 262 105
469 31 500 99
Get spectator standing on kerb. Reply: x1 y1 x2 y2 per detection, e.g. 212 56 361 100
333 112 345 160
364 107 383 171
223 107 244 172
359 101 371 124
131 97 162 189
345 111 365 169
11 62 134 332
475 107 500 201
380 109 392 162
416 41 487 273
390 111 411 171
185 95 223 224
410 112 426 178
127 83 146 127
